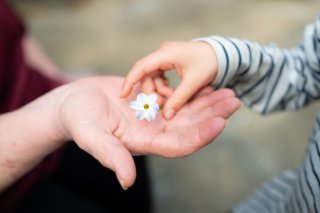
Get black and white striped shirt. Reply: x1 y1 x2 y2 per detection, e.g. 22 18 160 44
197 14 320 213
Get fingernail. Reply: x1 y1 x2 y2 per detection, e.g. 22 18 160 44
119 179 128 190
164 109 175 119
225 120 229 127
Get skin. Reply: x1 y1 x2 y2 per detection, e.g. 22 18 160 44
120 41 218 119
0 76 240 192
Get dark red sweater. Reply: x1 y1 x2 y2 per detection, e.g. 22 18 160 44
0 1 64 211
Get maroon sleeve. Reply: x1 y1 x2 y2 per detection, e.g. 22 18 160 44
0 1 65 211
0 1 62 112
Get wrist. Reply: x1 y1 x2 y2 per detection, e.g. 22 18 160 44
196 41 219 83
192 38 224 88
21 84 71 147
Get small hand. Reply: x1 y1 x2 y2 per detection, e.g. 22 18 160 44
120 41 219 119
59 76 240 190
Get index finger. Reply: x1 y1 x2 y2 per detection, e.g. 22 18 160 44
120 51 175 98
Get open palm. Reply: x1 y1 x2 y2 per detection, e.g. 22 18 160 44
60 76 240 188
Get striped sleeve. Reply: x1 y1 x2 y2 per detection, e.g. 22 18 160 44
195 14 320 115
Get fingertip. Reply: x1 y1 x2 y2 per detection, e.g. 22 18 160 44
141 78 156 95
163 108 175 120
109 143 136 190
118 178 128 190
163 97 184 119
119 90 127 98
115 158 136 190
121 81 135 98
116 170 135 190
222 118 228 129
225 97 242 117
164 78 202 117
120 83 129 98
157 95 166 106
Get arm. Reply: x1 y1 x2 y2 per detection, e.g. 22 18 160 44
121 14 320 117
196 14 320 114
0 87 67 192
0 76 240 191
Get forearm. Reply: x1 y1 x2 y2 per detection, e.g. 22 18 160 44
0 88 67 192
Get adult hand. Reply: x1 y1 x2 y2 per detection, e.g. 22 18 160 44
58 76 240 189
0 76 239 192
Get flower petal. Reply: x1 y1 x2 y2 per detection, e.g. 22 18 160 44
137 93 148 102
130 92 158 122
147 93 157 104
129 101 143 110
136 110 145 120
150 109 157 121
152 103 160 112
145 109 156 122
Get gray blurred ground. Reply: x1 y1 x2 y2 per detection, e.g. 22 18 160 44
11 0 320 212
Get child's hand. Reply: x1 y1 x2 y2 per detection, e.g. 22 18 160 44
120 41 219 119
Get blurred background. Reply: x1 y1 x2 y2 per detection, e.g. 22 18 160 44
9 0 320 212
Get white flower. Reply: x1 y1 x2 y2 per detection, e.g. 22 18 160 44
129 93 159 122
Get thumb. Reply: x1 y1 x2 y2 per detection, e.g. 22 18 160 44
102 134 136 190
75 129 136 190
163 76 204 119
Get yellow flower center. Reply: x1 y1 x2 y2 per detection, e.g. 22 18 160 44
143 104 149 110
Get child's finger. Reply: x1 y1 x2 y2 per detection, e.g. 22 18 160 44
141 77 156 95
140 77 166 106
120 52 174 98
162 77 204 119
157 94 166 106
154 77 174 97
